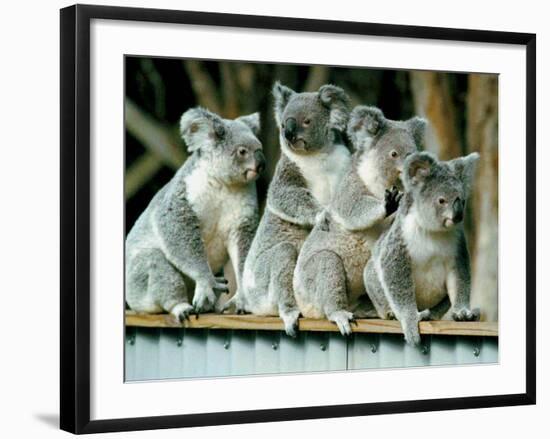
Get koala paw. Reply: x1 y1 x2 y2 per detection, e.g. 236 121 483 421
401 312 425 347
328 310 355 337
281 309 301 338
171 302 194 323
384 186 402 217
403 325 422 347
452 307 480 321
192 279 221 313
218 291 247 315
213 276 230 294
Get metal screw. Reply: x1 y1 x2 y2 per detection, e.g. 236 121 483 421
176 338 183 347
473 346 481 357
320 343 327 351
127 335 135 346
371 344 377 354
272 341 278 350
223 340 230 350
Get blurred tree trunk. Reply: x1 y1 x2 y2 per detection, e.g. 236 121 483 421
467 74 499 322
409 71 462 159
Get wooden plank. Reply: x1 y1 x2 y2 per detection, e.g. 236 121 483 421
125 312 498 337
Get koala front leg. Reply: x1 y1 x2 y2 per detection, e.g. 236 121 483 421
127 248 193 322
269 242 301 338
313 250 356 336
223 218 258 314
267 167 322 227
154 192 228 313
446 232 480 321
375 243 428 347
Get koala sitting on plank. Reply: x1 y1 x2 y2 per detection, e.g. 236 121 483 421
363 151 480 346
293 106 426 336
224 82 352 337
125 107 265 320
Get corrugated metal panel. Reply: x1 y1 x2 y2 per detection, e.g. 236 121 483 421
125 328 498 382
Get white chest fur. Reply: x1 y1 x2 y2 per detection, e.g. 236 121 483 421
357 149 386 200
401 213 456 310
284 142 351 207
185 164 256 273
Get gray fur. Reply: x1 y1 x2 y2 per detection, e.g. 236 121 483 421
126 107 264 319
293 106 425 335
363 151 480 346
227 82 352 336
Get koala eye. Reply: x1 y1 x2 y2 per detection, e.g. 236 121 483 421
237 147 248 157
438 197 447 205
303 118 311 127
390 150 398 158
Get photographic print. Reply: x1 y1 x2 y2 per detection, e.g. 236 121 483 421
124 56 499 381
61 5 535 433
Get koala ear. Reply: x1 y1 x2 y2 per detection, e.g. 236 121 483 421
179 107 226 153
318 84 350 132
346 106 386 147
273 81 295 126
236 112 261 136
407 116 428 147
449 152 480 195
404 151 437 189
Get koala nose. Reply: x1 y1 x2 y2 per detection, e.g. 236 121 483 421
452 198 464 223
284 117 297 141
254 150 266 174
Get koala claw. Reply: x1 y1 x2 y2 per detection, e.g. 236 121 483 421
220 293 248 315
384 186 402 217
215 276 229 285
452 307 480 321
329 310 355 337
213 281 230 295
171 303 194 323
193 277 224 313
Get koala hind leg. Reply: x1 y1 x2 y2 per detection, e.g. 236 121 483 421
268 242 301 338
144 249 193 322
363 260 394 319
305 250 354 336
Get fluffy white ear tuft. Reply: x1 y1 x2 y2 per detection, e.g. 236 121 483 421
318 84 350 132
237 112 261 136
449 152 480 195
403 151 437 189
272 82 295 126
179 107 225 153
407 116 428 147
346 106 386 149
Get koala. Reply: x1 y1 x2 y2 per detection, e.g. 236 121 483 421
363 151 480 346
293 106 426 335
125 107 266 320
224 82 352 337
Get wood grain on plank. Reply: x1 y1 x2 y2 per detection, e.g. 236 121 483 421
125 312 498 337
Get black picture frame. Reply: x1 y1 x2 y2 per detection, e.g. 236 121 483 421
60 4 536 434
